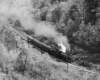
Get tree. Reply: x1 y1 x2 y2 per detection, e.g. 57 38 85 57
74 22 100 53
84 0 99 25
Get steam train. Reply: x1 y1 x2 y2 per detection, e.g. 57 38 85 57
12 27 72 63
27 36 72 63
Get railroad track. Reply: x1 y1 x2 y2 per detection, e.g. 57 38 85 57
10 26 72 63
8 26 100 78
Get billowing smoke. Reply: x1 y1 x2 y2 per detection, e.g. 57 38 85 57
0 0 70 51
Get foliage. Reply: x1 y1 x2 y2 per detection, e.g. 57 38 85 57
0 28 17 51
75 22 100 51
83 0 100 25
32 0 100 67
14 48 28 74
0 0 100 79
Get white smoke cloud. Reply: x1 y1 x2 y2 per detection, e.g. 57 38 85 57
35 22 58 38
0 0 70 51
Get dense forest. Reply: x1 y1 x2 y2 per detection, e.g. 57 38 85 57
0 0 100 80
31 0 100 69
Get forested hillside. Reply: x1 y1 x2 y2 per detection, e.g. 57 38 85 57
31 0 100 70
0 0 100 80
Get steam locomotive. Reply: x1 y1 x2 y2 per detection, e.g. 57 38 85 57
27 33 73 63
12 27 72 63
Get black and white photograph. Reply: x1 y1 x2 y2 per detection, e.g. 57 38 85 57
0 0 100 80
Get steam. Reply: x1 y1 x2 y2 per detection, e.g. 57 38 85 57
0 0 70 51
58 42 66 53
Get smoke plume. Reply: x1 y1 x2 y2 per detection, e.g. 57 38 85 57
0 0 70 51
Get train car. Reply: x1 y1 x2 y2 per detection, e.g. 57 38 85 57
28 36 72 63
12 27 72 63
